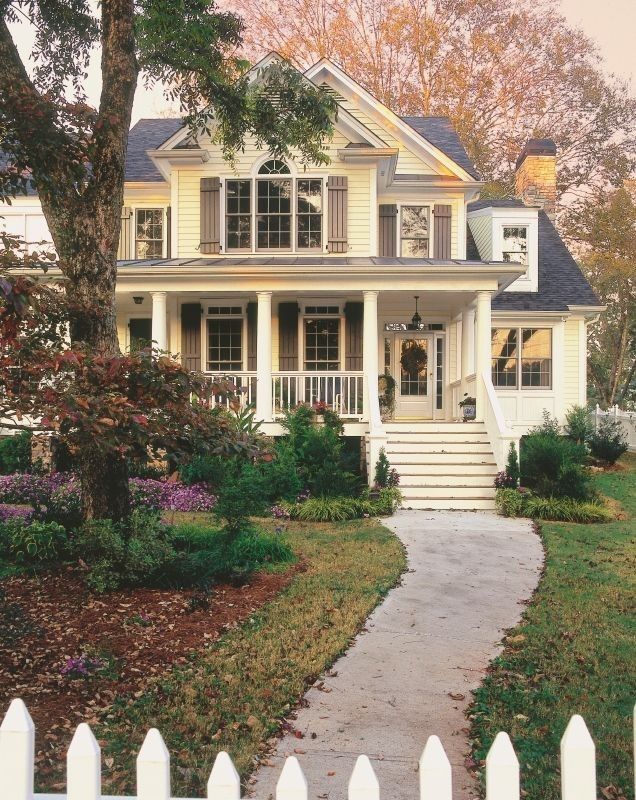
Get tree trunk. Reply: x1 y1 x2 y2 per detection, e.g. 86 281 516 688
79 446 131 523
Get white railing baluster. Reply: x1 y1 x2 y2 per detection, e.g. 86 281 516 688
561 714 596 800
208 750 241 800
67 723 101 800
419 735 451 800
276 755 308 800
348 754 379 800
0 699 35 800
137 727 170 800
486 732 519 800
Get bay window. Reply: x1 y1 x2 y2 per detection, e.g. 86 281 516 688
491 327 552 388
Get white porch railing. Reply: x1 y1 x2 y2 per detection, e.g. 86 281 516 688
2 698 633 800
482 370 521 471
591 404 636 451
272 372 365 419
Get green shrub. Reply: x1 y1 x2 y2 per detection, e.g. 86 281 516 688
0 520 67 563
282 487 402 522
214 461 268 535
521 432 590 500
0 433 32 475
505 442 520 488
524 495 613 523
259 442 302 503
179 454 227 487
495 488 527 517
588 418 628 464
495 488 613 523
564 405 593 445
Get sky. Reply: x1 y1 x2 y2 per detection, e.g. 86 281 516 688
7 0 636 123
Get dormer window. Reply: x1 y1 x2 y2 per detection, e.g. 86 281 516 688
401 206 430 257
502 226 528 266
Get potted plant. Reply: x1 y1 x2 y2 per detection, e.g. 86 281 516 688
378 373 396 420
313 399 328 422
459 393 476 421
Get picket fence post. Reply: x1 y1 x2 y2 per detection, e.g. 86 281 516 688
419 735 452 800
486 731 519 800
561 714 596 800
348 754 380 800
276 755 308 800
137 727 170 800
67 723 101 800
208 750 241 800
0 698 35 800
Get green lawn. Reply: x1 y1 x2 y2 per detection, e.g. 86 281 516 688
471 454 636 799
99 518 406 797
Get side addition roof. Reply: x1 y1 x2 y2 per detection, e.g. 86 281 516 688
401 117 479 180
125 118 184 182
468 199 600 311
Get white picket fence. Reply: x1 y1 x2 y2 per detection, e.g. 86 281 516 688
591 404 636 451
2 700 635 800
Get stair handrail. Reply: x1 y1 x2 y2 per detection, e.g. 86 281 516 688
481 369 521 471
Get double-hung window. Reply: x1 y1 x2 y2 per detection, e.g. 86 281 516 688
206 306 244 373
224 161 323 252
304 308 341 371
135 209 163 258
502 226 528 265
400 206 430 257
491 327 552 388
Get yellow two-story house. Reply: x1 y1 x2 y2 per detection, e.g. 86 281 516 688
1 56 603 508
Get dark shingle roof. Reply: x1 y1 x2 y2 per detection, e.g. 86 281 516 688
467 200 600 310
469 198 526 211
125 118 184 182
401 117 479 179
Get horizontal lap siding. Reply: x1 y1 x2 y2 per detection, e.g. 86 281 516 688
563 319 580 410
467 215 492 260
176 131 371 257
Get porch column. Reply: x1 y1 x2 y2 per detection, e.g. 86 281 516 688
474 290 492 422
363 291 385 483
461 305 475 380
255 291 273 422
150 291 168 351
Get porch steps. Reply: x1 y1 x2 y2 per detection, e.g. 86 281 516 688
383 422 498 511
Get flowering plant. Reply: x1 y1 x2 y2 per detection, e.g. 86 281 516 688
313 400 328 414
0 504 34 523
494 470 519 489
270 504 291 520
60 654 104 679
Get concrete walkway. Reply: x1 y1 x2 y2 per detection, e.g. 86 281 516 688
249 511 543 800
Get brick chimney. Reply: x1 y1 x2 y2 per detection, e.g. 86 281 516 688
515 138 557 220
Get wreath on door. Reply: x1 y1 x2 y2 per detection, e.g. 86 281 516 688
400 342 428 374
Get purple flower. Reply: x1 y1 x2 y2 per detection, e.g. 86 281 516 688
0 504 34 523
60 654 103 679
296 489 311 503
494 470 518 489
271 504 291 520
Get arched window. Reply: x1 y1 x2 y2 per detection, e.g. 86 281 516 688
258 159 291 175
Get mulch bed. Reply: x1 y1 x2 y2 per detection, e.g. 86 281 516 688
0 564 300 784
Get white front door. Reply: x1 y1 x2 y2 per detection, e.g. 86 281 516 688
394 333 434 419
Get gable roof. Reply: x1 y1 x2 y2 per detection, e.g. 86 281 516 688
125 118 184 182
467 200 600 310
401 117 479 180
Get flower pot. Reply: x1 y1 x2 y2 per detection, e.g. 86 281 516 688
462 405 476 421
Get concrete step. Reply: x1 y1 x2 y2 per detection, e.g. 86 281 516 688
384 422 486 434
398 474 496 488
386 432 490 444
400 486 496 500
388 452 496 465
386 442 493 455
395 462 497 476
400 498 497 511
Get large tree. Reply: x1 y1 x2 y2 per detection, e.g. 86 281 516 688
566 187 636 408
227 0 636 207
0 0 336 518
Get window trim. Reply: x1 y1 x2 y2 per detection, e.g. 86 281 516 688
203 301 248 373
491 326 553 390
397 203 434 259
134 207 166 260
501 225 529 266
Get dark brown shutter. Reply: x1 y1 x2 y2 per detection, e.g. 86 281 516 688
247 301 257 370
278 302 299 370
181 303 202 372
327 175 348 253
379 204 397 257
345 302 364 370
166 206 172 258
433 204 452 259
200 177 221 254
117 206 132 260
